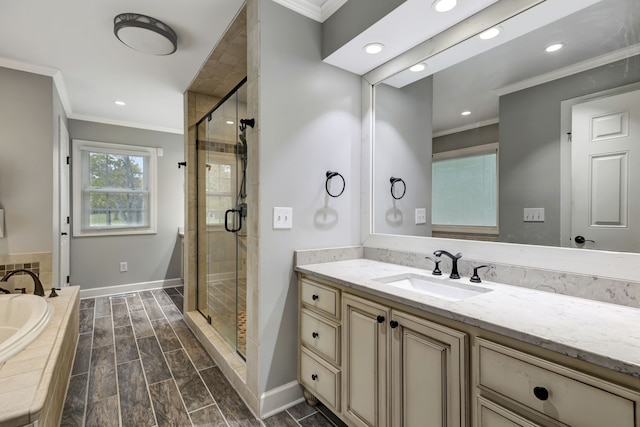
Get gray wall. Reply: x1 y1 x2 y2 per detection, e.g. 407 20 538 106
499 55 640 246
0 67 54 254
374 79 433 236
68 120 184 289
433 123 498 154
258 0 361 393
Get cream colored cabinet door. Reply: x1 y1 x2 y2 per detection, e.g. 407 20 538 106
391 310 467 427
342 294 391 427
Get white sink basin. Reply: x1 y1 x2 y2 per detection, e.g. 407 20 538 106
373 273 492 301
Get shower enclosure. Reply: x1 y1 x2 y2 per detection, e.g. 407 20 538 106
196 79 248 358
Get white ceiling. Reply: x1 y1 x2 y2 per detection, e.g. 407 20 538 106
4 0 629 137
0 0 246 134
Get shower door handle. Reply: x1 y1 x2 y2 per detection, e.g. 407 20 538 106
224 209 242 233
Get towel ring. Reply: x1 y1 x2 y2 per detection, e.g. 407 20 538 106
325 171 346 198
390 177 406 200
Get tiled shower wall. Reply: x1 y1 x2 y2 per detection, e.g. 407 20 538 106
0 252 51 292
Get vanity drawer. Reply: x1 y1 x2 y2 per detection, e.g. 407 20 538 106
300 346 341 411
301 308 340 364
476 396 541 427
301 278 340 318
477 339 635 427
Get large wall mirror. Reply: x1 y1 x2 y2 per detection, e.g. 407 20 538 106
370 0 640 254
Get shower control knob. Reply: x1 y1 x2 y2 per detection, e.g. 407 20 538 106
312 332 319 338
312 294 319 301
311 374 318 381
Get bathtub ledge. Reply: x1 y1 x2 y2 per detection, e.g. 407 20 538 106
0 286 79 427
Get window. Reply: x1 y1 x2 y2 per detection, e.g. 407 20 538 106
432 143 498 234
205 153 235 226
72 140 157 236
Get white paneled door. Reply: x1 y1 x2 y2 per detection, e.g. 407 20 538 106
571 88 640 252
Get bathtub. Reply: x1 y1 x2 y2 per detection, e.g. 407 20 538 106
0 294 53 365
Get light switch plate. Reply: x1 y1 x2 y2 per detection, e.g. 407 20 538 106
273 207 293 229
415 208 427 225
524 207 545 222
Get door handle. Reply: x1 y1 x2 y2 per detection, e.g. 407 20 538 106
574 235 595 244
224 209 243 233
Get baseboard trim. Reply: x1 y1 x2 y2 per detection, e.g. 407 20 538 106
260 381 304 418
78 278 183 299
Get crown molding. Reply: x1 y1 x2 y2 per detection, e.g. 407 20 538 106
433 118 499 138
68 112 183 135
272 0 347 22
0 56 74 118
495 43 640 97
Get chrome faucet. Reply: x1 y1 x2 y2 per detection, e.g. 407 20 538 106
433 250 462 279
1 269 45 296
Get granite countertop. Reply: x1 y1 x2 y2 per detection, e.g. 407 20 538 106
296 259 640 379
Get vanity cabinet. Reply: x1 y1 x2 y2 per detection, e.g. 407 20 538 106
474 338 640 427
299 276 467 427
299 278 342 413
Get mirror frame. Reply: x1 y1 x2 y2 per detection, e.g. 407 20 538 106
360 0 640 282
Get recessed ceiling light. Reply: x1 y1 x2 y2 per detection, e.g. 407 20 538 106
409 63 426 72
545 43 564 53
433 0 457 13
363 43 384 55
226 120 234 125
114 100 126 106
479 27 501 40
461 111 471 116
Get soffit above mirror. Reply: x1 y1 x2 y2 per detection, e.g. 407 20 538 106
323 0 500 75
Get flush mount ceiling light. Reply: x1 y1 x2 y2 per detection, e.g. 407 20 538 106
461 111 471 116
114 13 178 55
363 43 385 55
545 43 564 53
114 100 126 106
409 63 427 72
479 27 501 40
433 0 457 13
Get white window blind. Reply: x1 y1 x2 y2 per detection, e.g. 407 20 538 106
432 143 498 232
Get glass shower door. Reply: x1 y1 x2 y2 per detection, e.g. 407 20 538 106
196 80 247 358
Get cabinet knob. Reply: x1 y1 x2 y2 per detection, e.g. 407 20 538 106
312 294 319 301
377 315 385 323
533 386 549 401
312 332 319 338
311 374 318 381
389 320 399 329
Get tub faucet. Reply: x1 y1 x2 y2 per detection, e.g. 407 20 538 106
0 287 10 294
433 250 462 279
1 269 45 297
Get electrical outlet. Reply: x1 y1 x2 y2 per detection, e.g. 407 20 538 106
273 207 293 229
120 261 128 272
415 208 427 225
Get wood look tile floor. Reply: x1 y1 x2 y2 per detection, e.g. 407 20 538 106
62 286 342 427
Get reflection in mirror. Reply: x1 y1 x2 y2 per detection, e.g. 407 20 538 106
373 0 640 252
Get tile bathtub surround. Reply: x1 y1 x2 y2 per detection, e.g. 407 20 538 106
0 252 52 291
362 246 640 309
0 286 79 426
63 286 339 427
